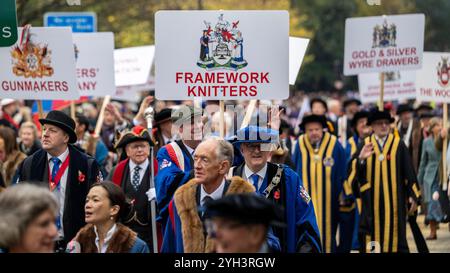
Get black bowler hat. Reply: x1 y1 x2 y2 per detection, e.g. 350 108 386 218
39 110 77 143
351 111 369 128
396 104 413 115
154 108 173 126
343 98 362 109
367 110 395 125
204 193 285 227
299 114 328 131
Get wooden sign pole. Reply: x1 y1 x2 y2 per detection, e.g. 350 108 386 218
70 101 76 120
443 103 448 192
378 72 385 111
37 100 44 119
94 95 111 137
240 100 257 129
219 100 225 138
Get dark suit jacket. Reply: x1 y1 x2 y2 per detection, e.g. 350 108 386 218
16 144 101 244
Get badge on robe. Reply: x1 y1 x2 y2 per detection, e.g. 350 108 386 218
300 186 311 204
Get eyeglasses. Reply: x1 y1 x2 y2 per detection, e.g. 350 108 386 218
193 155 212 166
243 143 274 152
245 143 261 150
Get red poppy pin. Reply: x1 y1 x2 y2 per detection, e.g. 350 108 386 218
387 154 391 161
274 190 280 200
78 171 86 183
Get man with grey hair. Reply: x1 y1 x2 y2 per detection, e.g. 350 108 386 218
0 184 59 253
161 137 279 252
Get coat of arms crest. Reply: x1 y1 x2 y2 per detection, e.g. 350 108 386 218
372 19 397 48
10 27 54 78
197 14 248 71
437 56 450 87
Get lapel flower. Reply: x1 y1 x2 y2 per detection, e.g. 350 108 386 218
78 171 86 183
273 190 280 200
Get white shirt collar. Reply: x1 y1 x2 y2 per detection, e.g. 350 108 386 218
162 134 172 145
374 134 388 147
200 179 226 206
129 157 149 171
184 144 195 157
94 224 117 253
47 147 69 162
244 163 268 181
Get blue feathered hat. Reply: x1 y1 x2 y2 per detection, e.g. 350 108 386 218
232 126 279 148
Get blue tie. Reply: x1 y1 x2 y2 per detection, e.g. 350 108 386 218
50 157 62 231
51 157 61 183
250 174 259 192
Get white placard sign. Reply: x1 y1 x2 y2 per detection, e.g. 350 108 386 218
358 71 416 103
73 32 115 97
417 52 450 103
344 14 425 76
114 45 154 87
0 27 79 100
112 86 141 102
155 10 289 100
289 37 309 85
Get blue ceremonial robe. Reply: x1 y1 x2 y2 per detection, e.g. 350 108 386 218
155 140 194 228
232 163 322 253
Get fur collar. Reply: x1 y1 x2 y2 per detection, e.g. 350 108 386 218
174 176 255 253
73 223 137 253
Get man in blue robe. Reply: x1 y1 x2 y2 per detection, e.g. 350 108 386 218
231 126 321 253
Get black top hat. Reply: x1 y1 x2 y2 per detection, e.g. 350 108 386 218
351 111 369 128
396 104 413 115
367 110 395 125
299 114 328 131
415 103 433 113
310 98 328 112
39 110 77 143
114 125 153 149
419 112 435 119
204 193 285 227
154 108 172 126
343 98 362 109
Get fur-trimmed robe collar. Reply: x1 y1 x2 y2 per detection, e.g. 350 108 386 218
174 176 255 253
73 223 137 253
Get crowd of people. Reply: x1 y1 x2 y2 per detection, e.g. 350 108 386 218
0 91 449 253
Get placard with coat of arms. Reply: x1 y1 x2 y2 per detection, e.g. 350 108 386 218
0 26 78 100
417 52 450 103
155 10 289 100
